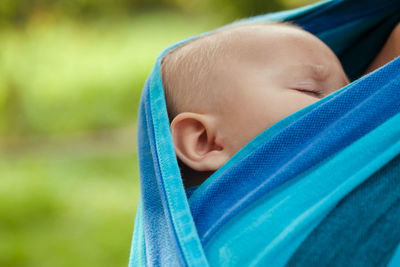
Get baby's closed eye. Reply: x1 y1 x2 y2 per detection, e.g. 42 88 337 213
289 80 324 97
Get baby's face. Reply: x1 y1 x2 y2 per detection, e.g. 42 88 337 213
212 25 349 156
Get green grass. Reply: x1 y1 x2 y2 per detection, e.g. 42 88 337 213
0 11 221 267
0 151 140 267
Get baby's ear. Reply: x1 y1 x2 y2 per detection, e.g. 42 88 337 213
170 112 230 172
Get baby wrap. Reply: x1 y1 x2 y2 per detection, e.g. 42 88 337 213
129 0 400 266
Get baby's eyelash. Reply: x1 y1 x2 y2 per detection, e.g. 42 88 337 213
295 88 323 97
289 79 325 97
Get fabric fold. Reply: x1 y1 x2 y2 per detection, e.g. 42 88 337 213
129 0 400 266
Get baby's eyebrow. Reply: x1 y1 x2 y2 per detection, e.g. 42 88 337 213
304 63 329 80
287 63 329 79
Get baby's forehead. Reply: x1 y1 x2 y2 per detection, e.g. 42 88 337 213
184 23 315 59
163 22 329 86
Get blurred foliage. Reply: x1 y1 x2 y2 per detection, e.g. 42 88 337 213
0 0 169 25
0 151 139 267
0 0 318 26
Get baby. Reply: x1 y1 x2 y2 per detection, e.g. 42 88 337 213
161 21 398 188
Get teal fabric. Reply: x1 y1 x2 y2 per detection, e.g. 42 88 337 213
203 112 400 267
129 201 145 266
388 243 400 267
287 155 400 267
128 0 400 266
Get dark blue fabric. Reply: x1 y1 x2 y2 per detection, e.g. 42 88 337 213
268 0 400 80
189 57 400 245
287 155 400 267
293 0 399 37
337 11 400 80
185 186 199 199
130 0 400 265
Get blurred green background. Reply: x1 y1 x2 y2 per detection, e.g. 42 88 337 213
0 0 316 266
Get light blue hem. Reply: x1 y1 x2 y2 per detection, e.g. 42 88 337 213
129 200 146 267
388 242 400 267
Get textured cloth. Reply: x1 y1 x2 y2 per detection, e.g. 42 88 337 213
128 0 400 266
287 155 400 267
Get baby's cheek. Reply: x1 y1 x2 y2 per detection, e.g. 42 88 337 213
268 91 317 122
223 88 319 153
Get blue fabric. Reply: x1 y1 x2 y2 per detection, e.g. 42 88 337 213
185 186 199 199
128 0 400 266
388 243 400 267
287 155 400 267
129 200 146 266
201 104 400 267
132 65 208 266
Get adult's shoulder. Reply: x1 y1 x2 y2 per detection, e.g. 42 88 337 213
364 22 400 74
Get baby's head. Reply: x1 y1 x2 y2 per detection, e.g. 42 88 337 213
161 22 349 187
